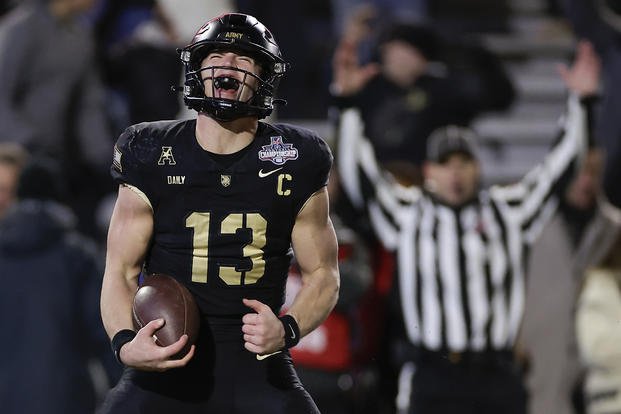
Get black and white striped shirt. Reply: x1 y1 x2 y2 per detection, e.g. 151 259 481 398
337 95 589 352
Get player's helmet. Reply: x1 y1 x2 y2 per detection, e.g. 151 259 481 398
179 13 288 121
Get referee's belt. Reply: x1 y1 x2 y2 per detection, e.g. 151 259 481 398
412 348 515 367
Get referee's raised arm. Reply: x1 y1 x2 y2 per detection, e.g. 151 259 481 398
490 40 600 246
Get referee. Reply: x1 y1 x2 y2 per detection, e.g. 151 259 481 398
335 40 600 414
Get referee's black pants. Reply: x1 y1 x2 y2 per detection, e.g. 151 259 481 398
399 350 527 414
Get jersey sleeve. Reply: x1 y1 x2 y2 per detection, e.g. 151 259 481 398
293 132 333 214
110 125 158 208
309 134 333 191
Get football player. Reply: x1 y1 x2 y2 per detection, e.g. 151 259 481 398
99 13 339 413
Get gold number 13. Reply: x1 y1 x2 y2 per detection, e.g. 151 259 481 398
185 212 267 285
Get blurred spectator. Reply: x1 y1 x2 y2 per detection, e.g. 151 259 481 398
93 0 181 130
550 2 621 409
0 143 28 220
574 164 621 414
573 21 621 409
335 40 599 414
0 156 120 414
534 0 621 414
575 228 621 414
573 161 621 414
330 11 515 186
561 0 621 184
521 148 604 414
0 0 114 238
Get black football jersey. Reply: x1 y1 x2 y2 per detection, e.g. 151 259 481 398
111 119 332 318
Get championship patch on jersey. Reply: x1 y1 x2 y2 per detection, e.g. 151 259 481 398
113 145 122 172
258 136 298 165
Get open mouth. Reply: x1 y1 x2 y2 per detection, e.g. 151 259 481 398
449 182 467 198
199 66 258 100
214 76 241 92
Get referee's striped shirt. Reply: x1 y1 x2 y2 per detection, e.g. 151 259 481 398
336 95 589 352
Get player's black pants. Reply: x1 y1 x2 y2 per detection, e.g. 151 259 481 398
98 322 319 414
398 349 528 414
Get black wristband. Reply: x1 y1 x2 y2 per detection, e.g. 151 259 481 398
279 314 300 349
111 329 136 365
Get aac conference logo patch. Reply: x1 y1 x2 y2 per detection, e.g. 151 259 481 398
258 136 298 166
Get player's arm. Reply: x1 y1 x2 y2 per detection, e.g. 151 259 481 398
100 185 194 370
287 187 340 336
242 187 339 354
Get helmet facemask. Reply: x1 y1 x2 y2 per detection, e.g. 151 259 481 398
184 54 281 121
179 13 288 122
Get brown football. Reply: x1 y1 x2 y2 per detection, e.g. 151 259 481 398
132 273 200 358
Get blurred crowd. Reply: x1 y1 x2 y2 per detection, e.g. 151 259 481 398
2 0 621 413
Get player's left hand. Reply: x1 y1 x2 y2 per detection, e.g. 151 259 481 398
242 298 285 356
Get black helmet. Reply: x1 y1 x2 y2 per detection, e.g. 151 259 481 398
179 13 288 121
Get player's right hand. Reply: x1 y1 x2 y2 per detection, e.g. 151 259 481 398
118 319 195 371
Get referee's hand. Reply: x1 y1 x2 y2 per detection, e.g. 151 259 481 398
242 298 285 356
558 40 601 97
